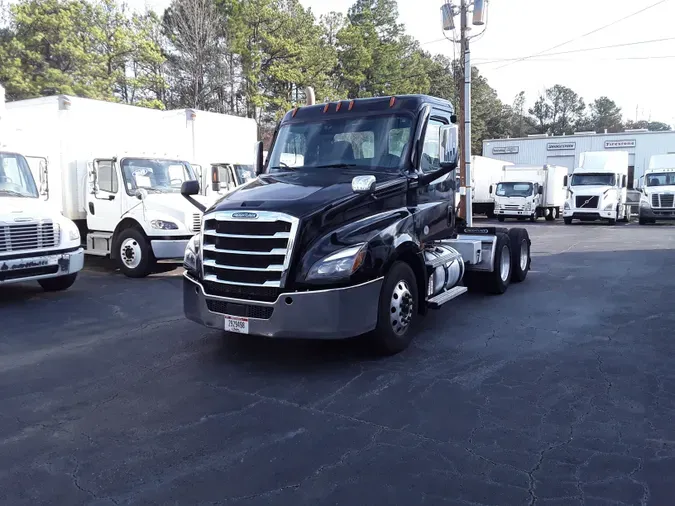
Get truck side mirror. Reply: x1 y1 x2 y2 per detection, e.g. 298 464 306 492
352 175 376 194
181 180 200 196
563 175 568 187
211 165 221 192
89 162 99 194
438 124 459 168
489 184 493 195
621 175 627 188
254 141 264 176
538 185 543 195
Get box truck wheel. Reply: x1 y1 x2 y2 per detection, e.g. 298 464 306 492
371 261 418 355
38 273 78 292
508 228 530 283
497 215 505 222
545 208 555 221
564 217 572 225
116 228 154 278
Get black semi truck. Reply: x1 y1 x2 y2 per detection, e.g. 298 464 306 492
181 94 531 355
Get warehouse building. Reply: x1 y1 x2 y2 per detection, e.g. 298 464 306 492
482 130 675 188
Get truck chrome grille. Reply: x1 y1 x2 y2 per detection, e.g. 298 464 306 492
192 213 201 233
652 194 675 208
201 211 299 297
575 196 599 209
0 221 60 253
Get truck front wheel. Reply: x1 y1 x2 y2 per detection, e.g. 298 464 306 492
116 228 154 278
497 215 505 222
38 273 78 292
564 217 572 225
371 261 418 355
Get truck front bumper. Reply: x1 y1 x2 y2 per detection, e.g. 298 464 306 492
151 238 190 259
0 247 85 285
562 209 615 220
639 206 675 220
495 209 531 216
183 273 383 339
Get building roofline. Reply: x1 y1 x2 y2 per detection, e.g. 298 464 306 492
483 130 675 144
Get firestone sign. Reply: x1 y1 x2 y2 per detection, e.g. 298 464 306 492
492 146 519 155
547 142 576 151
605 139 636 149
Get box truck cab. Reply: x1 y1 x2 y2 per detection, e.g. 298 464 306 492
638 154 675 225
562 151 629 225
493 164 567 222
207 162 256 197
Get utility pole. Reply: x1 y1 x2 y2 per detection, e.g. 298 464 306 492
441 0 486 227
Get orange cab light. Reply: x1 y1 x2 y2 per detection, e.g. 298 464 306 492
336 101 342 112
348 100 355 111
323 103 330 113
389 96 396 107
292 107 299 117
211 167 218 183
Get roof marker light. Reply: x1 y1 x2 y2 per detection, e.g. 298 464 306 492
389 96 396 108
336 101 342 112
292 107 299 117
323 103 330 113
348 100 355 111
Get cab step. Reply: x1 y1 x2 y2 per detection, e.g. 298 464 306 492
427 285 468 309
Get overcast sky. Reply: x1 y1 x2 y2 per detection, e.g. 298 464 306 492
131 0 675 126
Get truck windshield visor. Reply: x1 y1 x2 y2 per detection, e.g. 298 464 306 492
646 172 675 186
495 182 533 197
268 114 413 173
0 152 39 198
570 173 615 186
233 164 255 183
121 158 196 195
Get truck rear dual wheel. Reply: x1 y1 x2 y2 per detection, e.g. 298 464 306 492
116 228 155 278
463 232 513 295
371 261 418 355
38 273 78 292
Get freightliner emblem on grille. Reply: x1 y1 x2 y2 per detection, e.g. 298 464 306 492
231 212 258 219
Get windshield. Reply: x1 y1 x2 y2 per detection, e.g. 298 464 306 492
0 152 39 198
495 182 533 197
570 173 615 186
121 158 196 195
646 172 675 186
268 113 413 173
233 164 255 184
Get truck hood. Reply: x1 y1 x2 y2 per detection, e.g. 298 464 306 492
0 196 62 222
645 185 675 194
142 193 209 224
207 171 404 218
569 185 617 196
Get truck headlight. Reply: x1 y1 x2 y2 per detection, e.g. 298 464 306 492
151 219 179 230
524 203 532 211
564 202 570 210
60 219 80 243
603 203 614 211
307 243 367 281
184 235 200 272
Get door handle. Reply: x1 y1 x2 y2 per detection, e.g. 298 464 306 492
108 195 115 201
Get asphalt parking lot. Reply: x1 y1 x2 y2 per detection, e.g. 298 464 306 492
2 219 675 506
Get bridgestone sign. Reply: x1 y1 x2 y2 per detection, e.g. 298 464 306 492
492 146 519 154
547 142 576 151
605 139 636 149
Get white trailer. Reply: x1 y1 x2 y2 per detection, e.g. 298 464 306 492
493 164 567 222
562 151 629 225
471 155 513 217
638 154 675 224
0 86 84 290
4 95 256 277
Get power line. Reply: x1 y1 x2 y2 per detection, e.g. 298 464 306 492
474 36 675 65
474 54 675 65
494 0 671 70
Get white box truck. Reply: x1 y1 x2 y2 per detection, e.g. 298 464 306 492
638 154 675 225
0 85 84 291
471 155 513 217
562 151 629 225
4 95 256 278
493 164 567 222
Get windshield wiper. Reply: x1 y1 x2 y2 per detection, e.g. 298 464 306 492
0 189 30 197
314 163 358 169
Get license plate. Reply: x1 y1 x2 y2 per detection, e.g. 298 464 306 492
224 315 249 334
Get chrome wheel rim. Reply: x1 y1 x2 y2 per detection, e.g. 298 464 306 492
519 239 529 271
500 245 511 282
121 238 142 269
390 280 413 336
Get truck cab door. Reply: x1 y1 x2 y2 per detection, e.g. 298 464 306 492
87 158 122 232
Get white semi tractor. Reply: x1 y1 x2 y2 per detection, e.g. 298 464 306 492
0 85 84 291
5 95 256 278
562 151 629 225
492 164 567 222
638 154 675 225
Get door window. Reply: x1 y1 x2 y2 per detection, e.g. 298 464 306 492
97 160 118 193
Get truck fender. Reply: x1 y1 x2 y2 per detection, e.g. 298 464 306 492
384 242 428 315
110 218 147 260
